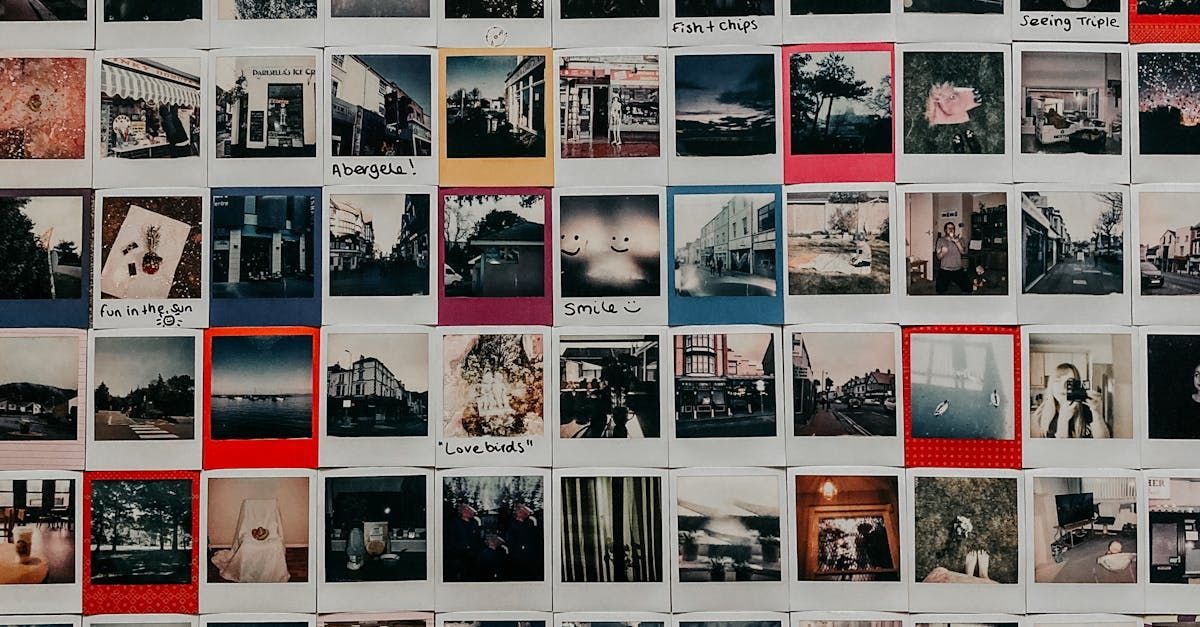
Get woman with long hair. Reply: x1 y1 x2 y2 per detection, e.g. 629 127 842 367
1031 362 1110 439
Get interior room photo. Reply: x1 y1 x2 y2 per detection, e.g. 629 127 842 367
905 192 1009 296
1028 333 1133 440
793 475 900 582
1032 476 1137 584
1020 52 1123 155
323 475 426 583
1149 477 1200 584
0 478 75 585
207 476 310 584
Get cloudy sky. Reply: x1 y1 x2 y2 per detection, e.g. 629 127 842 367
0 336 78 389
795 332 894 385
211 335 312 395
94 336 194 395
675 53 774 124
326 331 428 392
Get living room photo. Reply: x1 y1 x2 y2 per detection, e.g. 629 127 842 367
1019 50 1124 156
1030 475 1138 585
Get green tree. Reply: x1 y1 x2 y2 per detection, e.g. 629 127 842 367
812 54 871 136
95 382 113 412
0 197 53 299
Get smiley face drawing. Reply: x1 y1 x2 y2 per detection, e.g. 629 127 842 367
610 234 631 253
622 299 642 313
561 232 585 256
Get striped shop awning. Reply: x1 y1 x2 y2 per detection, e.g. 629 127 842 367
101 62 201 109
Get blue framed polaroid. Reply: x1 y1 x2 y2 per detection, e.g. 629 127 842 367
209 187 323 327
667 184 785 324
0 189 91 328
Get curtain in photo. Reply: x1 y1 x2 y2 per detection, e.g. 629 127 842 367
561 476 662 583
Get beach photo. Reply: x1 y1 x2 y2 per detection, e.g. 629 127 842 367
329 193 430 297
206 475 309 583
673 193 778 297
99 196 203 301
1020 52 1122 156
913 475 1019 584
211 191 317 300
1146 333 1200 439
909 331 1015 440
93 335 195 441
445 56 547 158
791 331 896 437
559 194 659 298
1021 191 1124 295
676 473 781 582
209 334 313 440
559 334 660 439
443 194 545 298
0 57 86 160
1028 332 1133 439
0 335 79 440
904 190 1009 296
1032 476 1137 584
1138 52 1200 155
1149 477 1200 583
442 474 544 582
324 475 426 582
325 332 429 438
794 474 900 581
0 477 76 584
789 52 892 156
104 0 202 20
904 0 1004 12
559 55 660 159
791 0 888 12
560 475 662 582
214 55 318 159
442 333 544 438
674 53 776 157
217 0 317 18
1 0 85 19
674 332 776 439
333 0 429 16
902 51 1006 156
331 55 432 158
1138 191 1200 295
88 478 192 584
786 190 890 295
0 195 84 300
100 58 201 160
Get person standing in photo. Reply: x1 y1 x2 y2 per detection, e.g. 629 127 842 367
934 221 970 294
608 96 623 146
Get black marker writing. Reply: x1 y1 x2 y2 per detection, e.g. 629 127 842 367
671 18 759 34
331 160 417 180
441 439 533 455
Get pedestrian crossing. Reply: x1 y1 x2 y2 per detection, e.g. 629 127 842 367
127 423 180 440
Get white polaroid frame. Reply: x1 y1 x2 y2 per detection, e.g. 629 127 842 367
1130 184 1200 325
0 1 93 49
896 184 1019 324
208 0 324 47
666 46 783 186
434 326 552 468
905 615 1025 627
906 468 1027 613
666 0 782 45
434 469 554 611
783 325 904 467
551 327 669 468
791 612 907 627
1143 469 1200 611
85 615 197 627
1013 0 1127 41
787 466 908 611
1021 325 1140 469
96 4 209 49
0 471 82 614
555 612 669 627
91 188 210 329
0 50 93 190
326 0 436 45
671 611 788 627
317 467 436 612
552 5 665 46
436 612 552 627
1015 184 1131 323
199 469 318 614
319 325 436 468
437 2 550 47
668 468 790 611
320 613 433 627
895 44 1013 184
552 187 668 325
1024 468 1145 613
0 329 86 471
782 183 900 324
551 467 671 611
1137 326 1200 468
1012 44 1129 185
1131 45 1200 184
894 0 1013 42
85 328 203 470
322 187 439 325
1025 615 1140 627
206 48 324 188
666 325 786 468
201 614 315 627
552 49 667 187
323 48 438 186
1 617 81 627
91 52 208 189
783 4 895 43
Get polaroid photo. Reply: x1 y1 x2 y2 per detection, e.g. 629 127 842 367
435 470 553 611
92 53 206 189
791 611 907 627
1144 470 1200 610
202 614 315 627
203 327 319 470
1025 468 1143 613
1014 0 1126 40
666 326 785 468
784 325 903 467
552 0 664 46
435 327 551 468
669 470 788 611
555 611 669 627
86 329 203 470
1131 184 1200 324
783 0 894 42
1022 326 1140 469
438 189 552 326
1014 45 1129 185
0 51 92 190
0 329 85 470
436 612 552 627
667 47 782 185
97 0 206 48
787 467 908 611
84 613 198 627
905 615 1024 627
208 0 323 47
905 468 1026 613
319 326 434 468
83 473 200 614
895 44 1013 184
552 468 670 611
0 470 83 614
897 185 1018 324
1130 0 1200 41
208 187 322 328
320 612 434 627
438 50 554 187
551 327 669 468
1138 326 1200 468
317 469 435 612
0 0 92 49
326 0 435 45
666 186 784 325
553 188 667 325
782 45 895 185
783 185 899 323
666 0 780 45
672 612 787 627
324 49 437 186
0 616 79 627
199 470 317 613
1024 616 1139 627
1132 46 1200 183
438 0 550 47
0 190 90 329
895 0 1012 41
207 49 323 188
553 49 666 187
93 189 208 330
323 187 438 325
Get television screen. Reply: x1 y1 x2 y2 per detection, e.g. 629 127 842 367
1055 492 1095 527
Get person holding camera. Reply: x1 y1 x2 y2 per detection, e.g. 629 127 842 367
1031 362 1110 439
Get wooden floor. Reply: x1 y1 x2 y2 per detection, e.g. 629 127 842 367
206 548 308 583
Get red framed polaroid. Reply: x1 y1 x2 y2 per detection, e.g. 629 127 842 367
83 470 200 614
438 187 553 326
1131 0 1200 42
903 325 1022 469
782 43 895 184
202 326 319 469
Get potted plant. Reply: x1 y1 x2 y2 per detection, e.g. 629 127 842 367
734 559 756 581
679 530 699 562
141 224 163 275
707 556 727 581
759 534 780 564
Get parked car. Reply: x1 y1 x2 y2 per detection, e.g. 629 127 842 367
1141 262 1164 290
846 396 863 409
444 264 464 287
883 397 896 412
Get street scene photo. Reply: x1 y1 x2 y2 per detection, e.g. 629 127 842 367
2 0 86 19
558 334 660 439
559 55 660 159
442 474 544 582
104 0 202 20
331 55 432 158
1138 191 1200 296
99 196 204 301
442 333 544 439
673 332 776 439
0 57 87 160
1021 191 1124 296
559 194 660 298
673 193 778 298
325 331 429 438
209 334 314 440
676 474 781 582
791 331 896 437
674 54 776 157
1149 477 1200 584
445 56 547 158
0 195 84 301
909 331 1015 440
1020 52 1122 156
0 335 79 440
913 475 1019 584
1145 333 1200 439
88 478 192 584
206 475 310 583
0 477 76 584
902 52 1006 155
212 191 317 300
788 51 892 156
786 190 890 296
93 335 195 441
1032 475 1137 584
794 474 900 581
1138 52 1200 155
215 55 318 159
100 58 201 160
1028 331 1133 439
329 193 430 297
905 190 1009 296
443 194 545 298
559 475 662 583
323 475 426 582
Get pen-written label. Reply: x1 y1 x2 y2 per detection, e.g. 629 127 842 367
672 17 759 34
98 302 194 327
1018 13 1121 33
440 438 534 456
330 159 419 180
